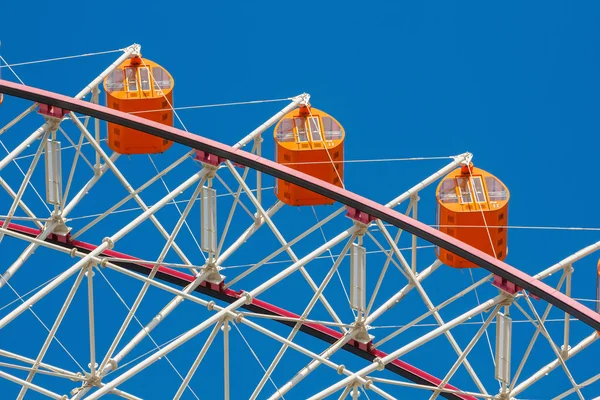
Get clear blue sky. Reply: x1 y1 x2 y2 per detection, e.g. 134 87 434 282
0 1 599 399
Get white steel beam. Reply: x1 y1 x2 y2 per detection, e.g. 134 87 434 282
87 228 353 399
85 297 249 400
0 176 43 228
0 169 207 329
98 178 206 373
365 200 414 315
0 131 49 244
70 114 195 268
70 150 193 241
215 200 284 266
0 153 118 289
102 266 213 375
225 161 346 329
385 154 469 209
534 240 600 280
367 376 495 399
509 275 565 393
375 220 488 394
226 206 346 287
233 94 307 150
267 333 356 400
367 259 441 327
251 237 355 399
240 318 395 400
16 268 86 399
306 295 505 400
223 319 230 400
86 265 97 377
0 104 37 136
0 45 136 172
0 349 79 380
516 297 584 400
215 163 253 258
0 370 65 400
511 303 596 398
173 321 222 400
0 48 135 287
554 371 600 400
374 272 492 347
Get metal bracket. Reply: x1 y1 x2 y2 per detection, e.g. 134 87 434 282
492 275 523 295
349 337 374 352
194 150 226 166
38 104 69 119
49 232 71 244
346 207 376 225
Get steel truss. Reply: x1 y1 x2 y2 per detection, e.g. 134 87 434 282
0 44 598 399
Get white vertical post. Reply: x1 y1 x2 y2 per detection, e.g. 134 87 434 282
350 242 366 314
495 307 512 389
44 138 62 206
223 318 230 400
201 186 217 254
352 384 360 400
563 266 572 357
87 264 97 377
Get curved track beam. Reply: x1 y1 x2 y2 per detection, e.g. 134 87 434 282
0 79 598 332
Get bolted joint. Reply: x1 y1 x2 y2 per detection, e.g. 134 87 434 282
457 152 473 166
100 259 108 268
206 301 216 311
296 92 311 106
240 291 253 305
69 372 83 382
84 267 95 278
102 237 115 250
564 264 575 274
70 247 78 258
107 359 118 372
337 364 345 375
126 43 142 57
372 356 385 371
364 379 373 390
234 313 244 323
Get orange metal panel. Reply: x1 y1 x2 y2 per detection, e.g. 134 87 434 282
275 141 343 206
436 165 510 268
273 106 345 206
104 57 174 155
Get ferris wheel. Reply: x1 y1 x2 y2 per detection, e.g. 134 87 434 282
0 43 598 399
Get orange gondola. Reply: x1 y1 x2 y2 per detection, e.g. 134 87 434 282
274 105 344 206
103 56 174 155
435 163 510 268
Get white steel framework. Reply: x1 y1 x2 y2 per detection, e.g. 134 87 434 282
0 43 597 400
